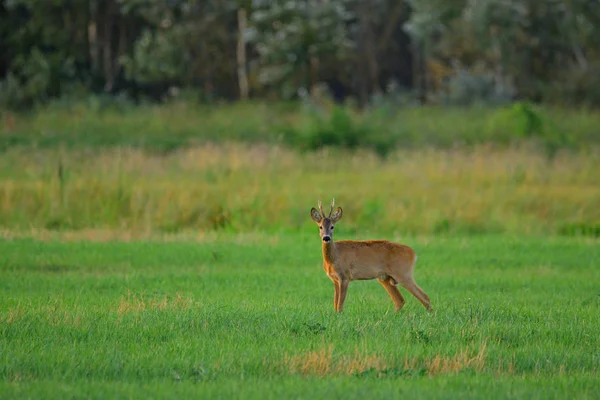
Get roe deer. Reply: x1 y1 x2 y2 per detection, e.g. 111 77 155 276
310 199 432 313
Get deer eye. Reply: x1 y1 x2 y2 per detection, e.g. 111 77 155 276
319 226 322 230
331 226 334 229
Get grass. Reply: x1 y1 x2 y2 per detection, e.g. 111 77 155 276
1 101 598 236
1 234 599 398
1 101 599 397
0 144 599 235
2 101 600 153
0 101 295 152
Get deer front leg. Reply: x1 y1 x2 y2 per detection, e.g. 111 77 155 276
333 280 340 312
337 280 349 313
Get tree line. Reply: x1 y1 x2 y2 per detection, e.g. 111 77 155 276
1 0 600 109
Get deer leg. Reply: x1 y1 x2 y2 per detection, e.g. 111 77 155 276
399 279 432 311
337 280 349 313
333 279 340 312
378 277 406 312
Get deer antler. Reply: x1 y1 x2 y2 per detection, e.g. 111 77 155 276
318 200 325 218
329 198 335 218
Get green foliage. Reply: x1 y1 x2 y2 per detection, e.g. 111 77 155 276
122 30 187 84
441 68 514 106
247 0 355 97
3 0 600 108
558 223 600 238
0 48 59 109
405 0 600 106
285 103 397 157
2 101 598 157
487 102 543 140
1 236 599 397
1 0 90 108
545 62 600 107
294 105 362 150
0 101 296 153
485 102 573 156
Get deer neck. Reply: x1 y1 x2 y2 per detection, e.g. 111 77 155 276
322 240 337 264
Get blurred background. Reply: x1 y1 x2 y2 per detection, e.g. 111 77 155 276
0 0 599 238
2 0 600 107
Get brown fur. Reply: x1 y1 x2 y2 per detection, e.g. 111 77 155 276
311 200 432 313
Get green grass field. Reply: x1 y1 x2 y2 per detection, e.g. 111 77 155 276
1 234 599 399
1 101 600 398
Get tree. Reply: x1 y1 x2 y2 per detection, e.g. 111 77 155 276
247 0 355 99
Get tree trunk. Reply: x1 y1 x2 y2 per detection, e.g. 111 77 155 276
378 1 405 54
118 17 127 59
103 0 115 92
357 0 376 107
236 7 249 100
364 1 380 97
412 40 425 104
422 41 431 103
357 14 367 106
89 0 99 76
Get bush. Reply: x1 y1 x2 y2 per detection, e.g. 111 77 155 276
485 102 572 157
0 48 70 110
285 102 397 157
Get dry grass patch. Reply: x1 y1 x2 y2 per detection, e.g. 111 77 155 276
2 302 88 327
285 343 487 377
423 343 487 376
285 345 388 376
116 292 194 314
2 303 25 325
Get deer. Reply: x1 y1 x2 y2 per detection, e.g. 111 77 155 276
310 199 432 314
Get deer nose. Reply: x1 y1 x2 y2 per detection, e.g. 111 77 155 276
322 236 331 242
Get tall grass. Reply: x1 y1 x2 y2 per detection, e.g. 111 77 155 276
1 102 296 152
1 144 598 236
1 101 599 235
2 100 600 153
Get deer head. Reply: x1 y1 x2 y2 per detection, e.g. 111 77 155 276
310 198 343 243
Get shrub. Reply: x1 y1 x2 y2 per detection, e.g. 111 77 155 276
485 102 571 157
287 102 397 157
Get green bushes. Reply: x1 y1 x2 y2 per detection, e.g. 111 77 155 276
485 102 573 157
283 104 397 158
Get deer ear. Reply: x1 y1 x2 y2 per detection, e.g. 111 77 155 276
310 207 322 223
330 207 343 222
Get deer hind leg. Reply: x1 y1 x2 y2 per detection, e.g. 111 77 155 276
401 279 432 311
378 276 406 312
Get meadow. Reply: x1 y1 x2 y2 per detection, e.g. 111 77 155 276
1 101 600 398
1 143 599 237
2 100 600 236
1 235 599 399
